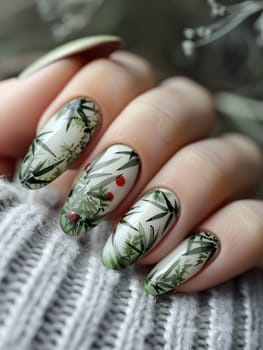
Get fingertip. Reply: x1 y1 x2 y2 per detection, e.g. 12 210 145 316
111 51 156 88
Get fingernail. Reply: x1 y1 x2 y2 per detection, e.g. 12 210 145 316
143 231 219 296
101 188 180 270
60 144 141 236
19 35 123 79
19 98 100 189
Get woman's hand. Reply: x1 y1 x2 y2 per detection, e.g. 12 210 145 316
1 49 263 296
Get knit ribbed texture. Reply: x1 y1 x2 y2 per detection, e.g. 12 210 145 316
0 179 262 350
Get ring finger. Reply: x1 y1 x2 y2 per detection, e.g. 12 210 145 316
101 133 263 272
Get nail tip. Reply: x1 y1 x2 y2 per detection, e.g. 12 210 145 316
59 218 79 237
142 281 159 296
19 174 47 190
59 225 78 237
59 210 94 236
101 260 118 270
59 223 69 236
101 252 125 270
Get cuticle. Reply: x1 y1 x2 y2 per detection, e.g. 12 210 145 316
145 186 181 219
39 95 102 132
191 229 221 258
100 142 142 174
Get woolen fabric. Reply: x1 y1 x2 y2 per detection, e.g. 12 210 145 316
0 179 262 350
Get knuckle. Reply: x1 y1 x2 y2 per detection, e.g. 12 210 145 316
175 136 257 191
132 89 183 144
133 87 180 119
79 58 118 79
176 139 232 186
222 133 263 168
162 76 211 97
81 54 154 91
162 76 216 120
112 51 155 77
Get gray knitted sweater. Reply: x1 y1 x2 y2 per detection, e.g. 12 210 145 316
0 179 262 350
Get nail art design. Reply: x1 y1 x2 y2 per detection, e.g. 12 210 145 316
19 98 100 189
143 231 219 296
60 144 140 236
101 188 180 270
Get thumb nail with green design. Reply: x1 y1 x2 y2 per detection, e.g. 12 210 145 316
101 188 180 270
60 144 141 236
143 231 219 296
19 98 100 189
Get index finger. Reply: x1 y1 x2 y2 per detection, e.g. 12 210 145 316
19 51 154 189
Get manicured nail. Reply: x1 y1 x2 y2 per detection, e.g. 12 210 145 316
60 144 140 236
143 231 219 296
19 98 100 189
19 35 123 79
101 188 180 270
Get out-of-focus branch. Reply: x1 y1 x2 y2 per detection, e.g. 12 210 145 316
216 92 263 122
215 91 263 147
183 1 263 56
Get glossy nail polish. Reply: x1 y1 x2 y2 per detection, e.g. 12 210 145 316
143 231 219 296
101 188 180 269
19 98 100 189
60 144 140 236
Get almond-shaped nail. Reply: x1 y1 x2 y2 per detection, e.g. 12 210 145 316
143 231 219 296
19 35 123 79
19 98 100 189
60 144 140 236
101 188 180 269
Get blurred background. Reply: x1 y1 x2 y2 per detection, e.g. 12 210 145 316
1 0 263 150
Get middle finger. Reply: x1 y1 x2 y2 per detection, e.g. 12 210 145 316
60 78 215 236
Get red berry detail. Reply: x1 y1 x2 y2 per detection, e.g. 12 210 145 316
84 162 91 170
67 211 81 223
115 175 126 187
107 192 114 201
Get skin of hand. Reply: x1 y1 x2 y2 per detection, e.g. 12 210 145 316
1 49 263 296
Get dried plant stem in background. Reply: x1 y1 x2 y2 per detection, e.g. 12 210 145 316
183 1 263 56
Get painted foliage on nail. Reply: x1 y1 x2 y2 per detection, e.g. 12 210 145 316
60 144 140 236
143 231 219 296
102 188 180 270
19 98 100 189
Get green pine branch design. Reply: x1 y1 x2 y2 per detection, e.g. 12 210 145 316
144 233 218 295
